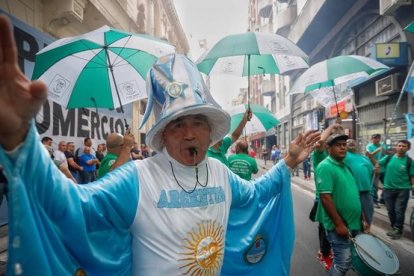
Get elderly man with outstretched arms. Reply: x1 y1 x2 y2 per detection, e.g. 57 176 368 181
0 15 320 275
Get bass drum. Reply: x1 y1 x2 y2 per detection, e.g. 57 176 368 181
351 234 399 275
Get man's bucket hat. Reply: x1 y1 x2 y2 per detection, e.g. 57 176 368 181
140 54 230 152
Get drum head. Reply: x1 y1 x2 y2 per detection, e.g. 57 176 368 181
354 234 399 274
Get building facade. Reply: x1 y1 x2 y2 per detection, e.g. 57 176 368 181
246 0 414 151
247 0 294 154
282 0 414 148
1 0 189 147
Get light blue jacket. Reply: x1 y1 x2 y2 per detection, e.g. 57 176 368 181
0 122 294 275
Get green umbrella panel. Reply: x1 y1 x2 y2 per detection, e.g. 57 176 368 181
404 21 414 33
228 104 280 135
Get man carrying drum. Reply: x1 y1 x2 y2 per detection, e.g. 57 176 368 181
315 133 368 275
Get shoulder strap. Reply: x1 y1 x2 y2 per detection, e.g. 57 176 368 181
384 154 392 167
407 156 412 176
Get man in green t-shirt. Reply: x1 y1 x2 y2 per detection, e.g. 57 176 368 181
98 130 134 178
207 110 252 167
377 140 414 239
315 133 366 275
228 140 258 180
344 139 374 227
310 124 343 271
366 133 387 208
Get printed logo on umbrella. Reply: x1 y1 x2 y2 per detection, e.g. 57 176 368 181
120 80 142 102
270 41 288 53
220 61 235 73
48 74 71 100
305 74 318 86
280 55 296 67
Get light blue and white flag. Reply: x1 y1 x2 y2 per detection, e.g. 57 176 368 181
404 61 414 94
405 113 414 139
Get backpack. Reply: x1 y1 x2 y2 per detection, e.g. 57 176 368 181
383 154 413 177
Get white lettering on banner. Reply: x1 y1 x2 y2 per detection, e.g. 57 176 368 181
2 10 134 149
35 100 132 149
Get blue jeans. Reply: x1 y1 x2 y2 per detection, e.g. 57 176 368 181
383 189 410 231
371 174 380 204
0 181 7 206
70 171 82 184
303 161 311 178
360 191 374 226
326 230 359 276
80 171 96 184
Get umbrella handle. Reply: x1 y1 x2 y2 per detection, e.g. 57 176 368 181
124 118 129 130
247 108 252 122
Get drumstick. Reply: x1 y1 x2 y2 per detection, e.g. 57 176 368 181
350 236 381 266
370 233 399 261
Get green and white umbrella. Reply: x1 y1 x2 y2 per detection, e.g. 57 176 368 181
304 83 355 107
404 20 414 33
196 32 309 104
289 55 388 110
227 104 280 135
32 25 175 114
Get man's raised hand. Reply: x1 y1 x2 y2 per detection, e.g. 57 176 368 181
284 130 321 169
0 15 47 150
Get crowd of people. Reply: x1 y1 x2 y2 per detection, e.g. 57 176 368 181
226 117 414 276
306 125 414 275
40 132 153 184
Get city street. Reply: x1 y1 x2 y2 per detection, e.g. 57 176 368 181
255 159 414 275
2 0 414 275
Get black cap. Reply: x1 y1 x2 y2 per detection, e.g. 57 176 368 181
371 133 381 138
326 133 349 146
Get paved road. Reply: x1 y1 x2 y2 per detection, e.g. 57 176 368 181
0 197 7 226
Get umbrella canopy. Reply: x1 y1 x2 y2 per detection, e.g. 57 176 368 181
289 55 389 109
196 32 309 76
227 104 280 135
196 32 309 106
290 55 389 95
306 84 354 107
404 21 414 33
32 25 175 111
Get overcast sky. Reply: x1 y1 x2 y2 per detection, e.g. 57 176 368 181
174 0 249 109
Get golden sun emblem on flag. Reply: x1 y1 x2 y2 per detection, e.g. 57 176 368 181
179 220 225 275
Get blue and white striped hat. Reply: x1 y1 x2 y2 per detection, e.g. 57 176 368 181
141 54 230 152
